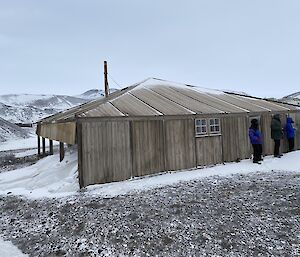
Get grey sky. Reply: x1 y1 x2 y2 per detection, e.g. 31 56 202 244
0 0 299 98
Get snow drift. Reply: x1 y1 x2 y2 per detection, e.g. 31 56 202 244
0 146 300 199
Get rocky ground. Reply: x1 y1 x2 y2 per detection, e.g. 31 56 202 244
0 150 39 173
0 170 300 256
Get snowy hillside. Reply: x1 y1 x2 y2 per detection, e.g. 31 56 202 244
0 117 31 142
76 88 118 100
281 91 300 105
281 97 300 106
0 89 117 124
0 94 88 123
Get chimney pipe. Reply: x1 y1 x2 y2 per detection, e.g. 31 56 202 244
104 61 109 97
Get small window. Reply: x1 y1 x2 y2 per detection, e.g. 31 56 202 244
209 118 221 134
195 119 207 136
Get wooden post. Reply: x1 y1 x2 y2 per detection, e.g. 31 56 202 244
42 137 46 156
77 122 84 188
49 139 53 155
59 142 65 162
37 136 41 156
104 61 109 97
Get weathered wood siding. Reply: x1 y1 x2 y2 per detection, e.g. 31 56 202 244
131 120 165 176
261 113 293 155
38 122 76 144
164 119 196 171
260 114 273 155
78 111 300 187
195 136 223 166
295 112 300 150
221 116 251 162
280 113 289 153
80 121 132 187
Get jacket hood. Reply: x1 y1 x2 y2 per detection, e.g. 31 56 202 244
273 114 280 121
287 117 294 123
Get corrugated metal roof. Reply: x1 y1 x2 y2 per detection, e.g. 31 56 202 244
40 78 299 123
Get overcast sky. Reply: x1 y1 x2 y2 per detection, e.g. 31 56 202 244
0 0 299 98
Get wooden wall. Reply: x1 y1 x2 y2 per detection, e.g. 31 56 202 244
221 116 251 162
80 121 132 186
38 122 76 144
295 112 300 150
164 119 196 171
131 120 164 177
78 111 300 187
260 114 273 155
261 113 300 155
195 136 222 166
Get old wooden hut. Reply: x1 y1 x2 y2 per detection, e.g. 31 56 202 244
36 78 300 187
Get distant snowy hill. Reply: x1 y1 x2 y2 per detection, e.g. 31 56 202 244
0 117 31 142
0 88 118 124
284 91 300 99
0 94 86 124
0 88 120 143
281 92 300 106
76 88 118 100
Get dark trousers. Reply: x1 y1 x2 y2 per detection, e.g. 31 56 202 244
274 139 280 156
252 144 262 162
288 138 295 152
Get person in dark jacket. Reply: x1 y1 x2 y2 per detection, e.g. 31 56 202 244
285 117 296 151
271 114 283 157
249 119 263 164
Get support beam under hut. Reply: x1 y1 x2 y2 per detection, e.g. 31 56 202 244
59 142 65 162
42 137 46 156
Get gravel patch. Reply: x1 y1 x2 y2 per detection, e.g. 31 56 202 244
0 171 300 256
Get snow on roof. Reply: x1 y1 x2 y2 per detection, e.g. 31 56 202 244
136 78 225 95
39 78 297 123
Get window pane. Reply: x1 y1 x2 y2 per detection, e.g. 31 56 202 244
196 120 201 125
202 127 207 133
196 127 202 133
211 126 215 132
201 120 206 125
215 125 220 132
210 119 214 125
215 119 219 125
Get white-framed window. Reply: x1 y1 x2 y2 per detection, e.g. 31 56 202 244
195 119 207 136
209 118 221 134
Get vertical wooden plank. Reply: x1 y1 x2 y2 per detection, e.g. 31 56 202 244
80 121 132 187
196 136 222 166
131 120 164 177
164 119 195 171
280 113 288 153
60 142 64 162
221 116 251 162
261 114 272 155
295 112 300 150
77 122 84 188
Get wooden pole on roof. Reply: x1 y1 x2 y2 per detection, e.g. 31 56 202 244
104 61 109 97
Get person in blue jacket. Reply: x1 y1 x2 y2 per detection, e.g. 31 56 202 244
249 118 263 164
285 117 296 152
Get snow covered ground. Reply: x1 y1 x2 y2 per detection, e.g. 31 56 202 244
0 150 78 198
0 136 38 152
0 143 300 256
0 238 28 257
0 148 300 199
